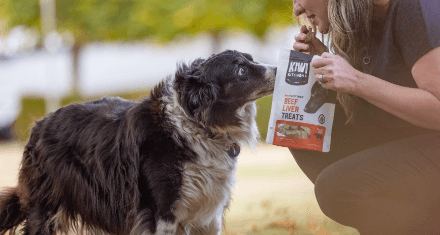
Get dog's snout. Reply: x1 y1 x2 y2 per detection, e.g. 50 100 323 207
264 64 277 78
270 66 277 76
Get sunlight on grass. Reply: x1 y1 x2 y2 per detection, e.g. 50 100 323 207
0 142 359 235
222 143 359 235
223 199 359 235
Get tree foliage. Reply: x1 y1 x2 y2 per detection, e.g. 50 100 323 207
5 0 295 95
4 0 296 140
6 0 295 44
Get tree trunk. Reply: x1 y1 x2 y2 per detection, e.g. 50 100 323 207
210 31 222 54
71 42 81 95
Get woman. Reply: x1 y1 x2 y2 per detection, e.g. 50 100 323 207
291 0 440 234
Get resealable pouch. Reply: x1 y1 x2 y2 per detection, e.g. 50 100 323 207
266 48 336 152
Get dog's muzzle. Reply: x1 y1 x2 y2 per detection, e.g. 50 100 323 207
264 64 277 91
264 64 277 79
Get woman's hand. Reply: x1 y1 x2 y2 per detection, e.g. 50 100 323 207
311 52 362 94
293 25 329 56
311 48 440 131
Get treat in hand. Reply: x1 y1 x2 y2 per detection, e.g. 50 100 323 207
294 25 329 56
305 26 313 42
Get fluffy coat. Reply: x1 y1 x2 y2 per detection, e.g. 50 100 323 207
0 50 276 235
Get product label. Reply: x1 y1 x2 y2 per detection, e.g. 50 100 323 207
285 51 313 85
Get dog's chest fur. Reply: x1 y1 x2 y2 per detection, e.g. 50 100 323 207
158 79 259 230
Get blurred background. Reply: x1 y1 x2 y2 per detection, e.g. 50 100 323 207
0 0 299 142
0 0 358 234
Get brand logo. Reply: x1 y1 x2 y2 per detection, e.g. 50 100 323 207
285 61 310 85
288 62 309 74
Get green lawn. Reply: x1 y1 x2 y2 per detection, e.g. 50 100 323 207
3 92 359 235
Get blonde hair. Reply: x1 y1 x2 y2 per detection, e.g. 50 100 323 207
327 0 374 123
297 0 375 123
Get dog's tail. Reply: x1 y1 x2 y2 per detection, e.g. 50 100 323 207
0 187 25 235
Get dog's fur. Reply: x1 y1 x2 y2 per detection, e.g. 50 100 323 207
0 50 276 235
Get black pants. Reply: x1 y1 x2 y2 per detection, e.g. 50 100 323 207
290 133 440 235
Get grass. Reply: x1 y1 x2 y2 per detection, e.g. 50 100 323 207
223 198 359 235
3 216 359 235
224 216 359 235
1 142 360 235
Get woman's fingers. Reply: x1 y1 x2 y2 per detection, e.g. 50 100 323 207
294 33 307 42
294 25 330 55
312 57 333 82
315 73 332 83
294 25 313 52
311 57 331 68
293 42 310 52
321 52 333 58
294 25 310 41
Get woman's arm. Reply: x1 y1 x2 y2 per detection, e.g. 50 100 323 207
311 48 440 131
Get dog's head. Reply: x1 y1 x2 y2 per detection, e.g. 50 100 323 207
174 50 276 129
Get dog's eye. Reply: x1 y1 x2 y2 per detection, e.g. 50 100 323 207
238 67 246 76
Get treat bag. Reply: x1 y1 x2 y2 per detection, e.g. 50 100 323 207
266 48 336 152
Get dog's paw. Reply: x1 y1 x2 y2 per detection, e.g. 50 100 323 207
155 220 177 235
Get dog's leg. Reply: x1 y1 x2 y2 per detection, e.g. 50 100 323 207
207 214 223 235
130 208 155 235
155 220 178 235
22 206 56 235
190 213 222 235
190 219 222 235
202 223 222 235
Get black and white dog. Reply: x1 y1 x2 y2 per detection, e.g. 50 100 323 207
0 50 276 235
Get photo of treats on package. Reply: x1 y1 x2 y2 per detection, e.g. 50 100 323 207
277 124 311 139
266 48 336 152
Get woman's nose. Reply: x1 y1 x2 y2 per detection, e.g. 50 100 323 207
293 2 305 16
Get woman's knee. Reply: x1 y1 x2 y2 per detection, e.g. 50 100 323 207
314 164 349 222
314 159 376 227
289 148 335 183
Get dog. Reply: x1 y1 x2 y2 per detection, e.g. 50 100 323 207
0 50 276 235
303 81 337 114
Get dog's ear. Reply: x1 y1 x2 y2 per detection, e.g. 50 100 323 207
175 63 219 122
183 78 218 121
